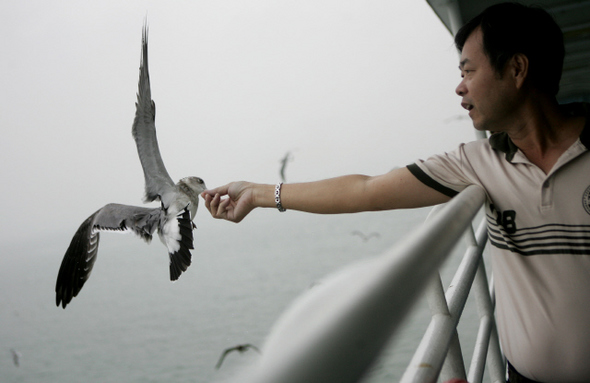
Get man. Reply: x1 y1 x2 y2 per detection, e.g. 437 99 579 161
202 3 590 382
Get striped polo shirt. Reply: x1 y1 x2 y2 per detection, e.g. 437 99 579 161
407 103 590 382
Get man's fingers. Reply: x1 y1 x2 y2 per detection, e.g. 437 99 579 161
208 193 235 220
202 184 230 199
201 182 249 222
211 193 223 217
219 196 232 211
203 193 213 211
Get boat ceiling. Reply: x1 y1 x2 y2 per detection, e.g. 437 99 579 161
426 0 590 103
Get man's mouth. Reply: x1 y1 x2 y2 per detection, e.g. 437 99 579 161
461 102 474 111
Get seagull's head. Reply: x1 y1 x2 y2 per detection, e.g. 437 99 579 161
179 177 207 196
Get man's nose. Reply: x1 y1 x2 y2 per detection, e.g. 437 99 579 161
455 78 467 96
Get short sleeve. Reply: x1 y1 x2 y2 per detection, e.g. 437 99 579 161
406 142 487 197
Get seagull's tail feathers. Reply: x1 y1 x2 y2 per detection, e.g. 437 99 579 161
130 207 162 243
95 204 160 243
162 207 195 281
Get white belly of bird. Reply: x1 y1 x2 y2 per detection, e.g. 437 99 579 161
159 216 182 253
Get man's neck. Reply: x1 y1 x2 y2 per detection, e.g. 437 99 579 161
504 98 585 174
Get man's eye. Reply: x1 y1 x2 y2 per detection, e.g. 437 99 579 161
460 70 472 78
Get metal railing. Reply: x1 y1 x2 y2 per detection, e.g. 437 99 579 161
230 185 502 383
401 204 504 383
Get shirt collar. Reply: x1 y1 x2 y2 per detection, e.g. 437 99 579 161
489 102 590 162
489 132 519 162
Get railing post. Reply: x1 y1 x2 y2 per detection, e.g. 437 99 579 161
467 262 492 383
440 330 467 382
484 275 505 383
401 216 490 383
426 273 467 382
424 205 467 382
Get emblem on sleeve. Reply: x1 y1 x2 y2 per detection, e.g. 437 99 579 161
584 186 590 215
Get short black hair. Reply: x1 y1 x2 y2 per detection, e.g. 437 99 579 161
455 2 564 96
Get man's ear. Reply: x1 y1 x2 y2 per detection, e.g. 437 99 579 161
509 53 529 89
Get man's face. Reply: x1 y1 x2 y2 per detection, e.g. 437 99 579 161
455 28 519 132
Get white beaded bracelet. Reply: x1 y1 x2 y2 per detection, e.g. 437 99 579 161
275 182 286 212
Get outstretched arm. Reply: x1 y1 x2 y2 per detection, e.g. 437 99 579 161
201 167 451 222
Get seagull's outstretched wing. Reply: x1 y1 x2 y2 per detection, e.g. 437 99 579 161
55 204 161 308
215 344 261 369
215 348 233 369
132 24 175 203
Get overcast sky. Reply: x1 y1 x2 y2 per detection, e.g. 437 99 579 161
0 0 475 245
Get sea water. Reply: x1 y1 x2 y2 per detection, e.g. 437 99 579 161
0 207 484 382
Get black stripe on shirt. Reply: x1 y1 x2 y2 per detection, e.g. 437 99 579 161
489 239 590 256
486 215 590 256
406 164 459 198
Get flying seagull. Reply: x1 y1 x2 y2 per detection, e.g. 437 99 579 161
10 349 21 367
55 24 206 309
279 151 293 183
351 230 381 242
215 344 261 369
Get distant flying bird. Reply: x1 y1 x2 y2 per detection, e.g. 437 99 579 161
55 24 207 309
215 344 261 369
352 230 381 242
10 349 21 367
279 151 293 183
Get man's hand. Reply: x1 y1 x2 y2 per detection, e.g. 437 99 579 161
201 181 257 223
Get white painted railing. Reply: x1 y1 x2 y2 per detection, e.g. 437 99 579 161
230 185 503 383
401 205 504 383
